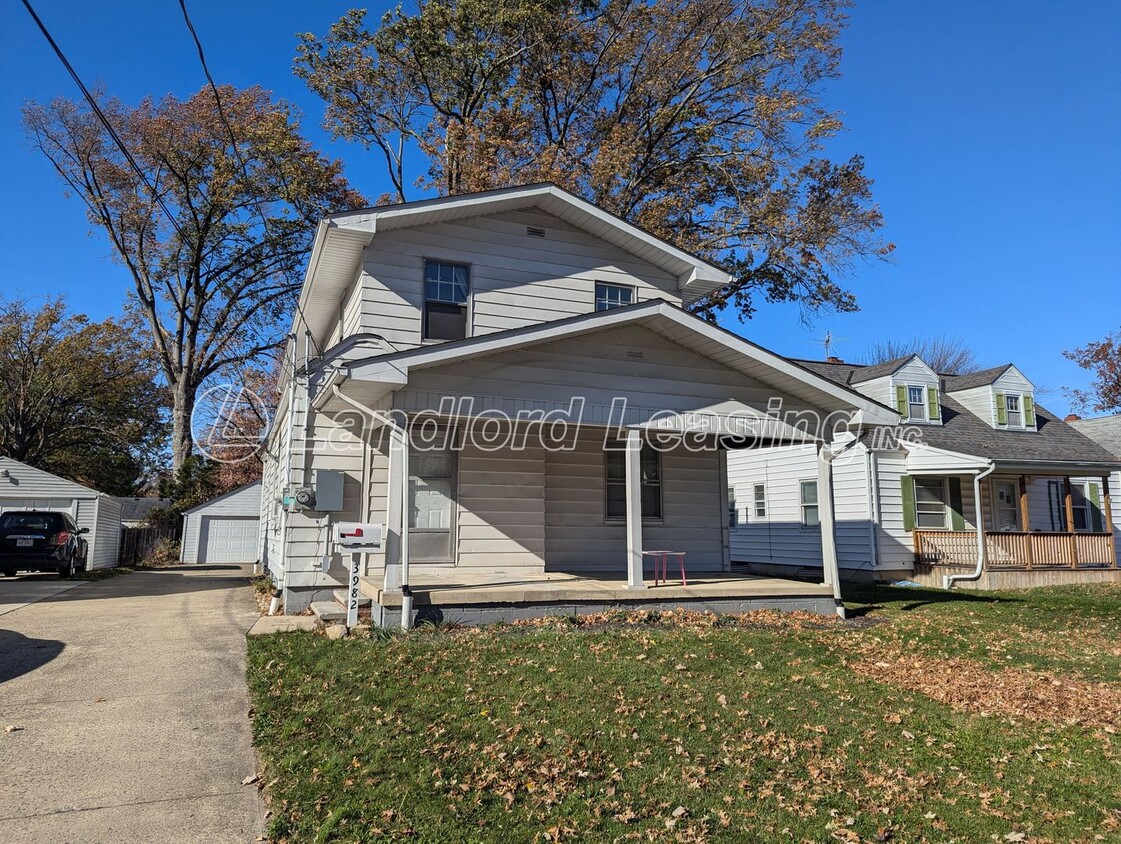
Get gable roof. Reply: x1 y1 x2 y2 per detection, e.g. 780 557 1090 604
789 362 1118 469
114 497 170 523
0 455 104 498
1070 415 1121 459
182 481 262 516
345 300 900 426
850 355 921 384
293 183 734 355
942 364 1014 392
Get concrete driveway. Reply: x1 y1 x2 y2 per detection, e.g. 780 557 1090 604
0 573 85 617
0 565 264 843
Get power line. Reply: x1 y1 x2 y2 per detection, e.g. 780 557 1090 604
21 0 186 241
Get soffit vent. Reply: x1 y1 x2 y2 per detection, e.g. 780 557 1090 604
526 226 546 238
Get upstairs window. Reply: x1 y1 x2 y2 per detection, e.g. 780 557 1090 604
424 260 469 340
595 282 634 312
907 386 927 421
1005 394 1022 427
753 483 767 519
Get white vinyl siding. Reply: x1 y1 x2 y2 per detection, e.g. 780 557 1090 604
351 209 681 349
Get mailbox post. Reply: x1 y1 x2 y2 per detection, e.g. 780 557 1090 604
334 523 383 628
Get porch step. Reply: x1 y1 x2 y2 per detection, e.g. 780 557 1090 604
332 589 371 608
310 601 346 623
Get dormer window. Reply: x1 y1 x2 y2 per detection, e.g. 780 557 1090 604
1005 395 1022 428
907 386 927 421
424 260 469 341
895 383 939 423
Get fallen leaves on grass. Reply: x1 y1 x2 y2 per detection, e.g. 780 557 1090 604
850 650 1121 729
510 607 844 632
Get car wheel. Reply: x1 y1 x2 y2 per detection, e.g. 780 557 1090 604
59 557 75 579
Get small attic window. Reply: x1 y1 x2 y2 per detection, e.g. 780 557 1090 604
526 226 546 238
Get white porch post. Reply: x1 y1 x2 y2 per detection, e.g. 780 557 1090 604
383 425 407 593
625 427 645 589
816 445 843 616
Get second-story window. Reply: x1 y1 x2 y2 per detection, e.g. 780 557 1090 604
595 281 634 312
424 260 469 341
1005 394 1022 427
907 386 927 421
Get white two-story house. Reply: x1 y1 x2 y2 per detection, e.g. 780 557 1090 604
258 184 898 621
728 355 1121 589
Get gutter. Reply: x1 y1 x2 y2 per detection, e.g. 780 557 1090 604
943 461 997 589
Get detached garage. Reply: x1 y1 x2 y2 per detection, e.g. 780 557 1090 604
0 456 123 569
180 481 262 565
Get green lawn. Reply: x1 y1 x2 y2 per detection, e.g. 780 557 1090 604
247 584 1121 843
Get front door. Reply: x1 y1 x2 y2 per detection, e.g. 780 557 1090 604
408 449 456 562
993 480 1020 531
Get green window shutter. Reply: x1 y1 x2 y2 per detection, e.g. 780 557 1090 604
995 392 1007 425
948 477 966 531
1023 395 1036 427
927 388 940 422
895 384 907 415
901 475 916 532
1088 482 1104 532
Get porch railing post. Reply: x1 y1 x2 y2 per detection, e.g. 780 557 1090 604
624 427 645 590
1103 475 1117 568
1019 475 1033 570
383 425 407 593
1064 477 1078 568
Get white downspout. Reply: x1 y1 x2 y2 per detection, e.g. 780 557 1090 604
330 384 413 630
943 462 996 589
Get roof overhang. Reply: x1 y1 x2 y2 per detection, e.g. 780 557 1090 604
344 301 900 427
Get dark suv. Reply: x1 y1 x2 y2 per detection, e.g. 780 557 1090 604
0 511 89 578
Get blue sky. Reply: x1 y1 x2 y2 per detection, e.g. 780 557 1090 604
1 1 1118 415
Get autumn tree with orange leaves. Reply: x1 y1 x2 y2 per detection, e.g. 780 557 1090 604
24 86 365 472
296 0 891 322
1065 330 1121 413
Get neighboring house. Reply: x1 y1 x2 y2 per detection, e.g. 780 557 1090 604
1069 413 1121 557
180 481 262 565
259 184 899 618
728 356 1121 589
115 497 171 528
0 456 122 569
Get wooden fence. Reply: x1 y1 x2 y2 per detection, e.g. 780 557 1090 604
118 526 180 566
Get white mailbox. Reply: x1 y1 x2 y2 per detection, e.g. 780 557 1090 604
334 522 383 552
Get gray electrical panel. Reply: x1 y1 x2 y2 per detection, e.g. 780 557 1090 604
314 469 345 512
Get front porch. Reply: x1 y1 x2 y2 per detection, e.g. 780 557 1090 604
359 568 836 627
915 529 1117 570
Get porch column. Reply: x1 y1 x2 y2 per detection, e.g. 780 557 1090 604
1104 476 1117 568
624 427 645 589
816 446 839 589
1018 475 1034 569
383 425 408 593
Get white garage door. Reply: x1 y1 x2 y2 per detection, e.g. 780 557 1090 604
199 516 258 563
0 498 74 516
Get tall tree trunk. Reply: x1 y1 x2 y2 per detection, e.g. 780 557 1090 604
171 380 195 473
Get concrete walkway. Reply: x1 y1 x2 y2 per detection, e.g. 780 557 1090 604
0 565 264 843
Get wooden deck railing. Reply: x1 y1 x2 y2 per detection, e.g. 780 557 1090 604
914 530 1116 569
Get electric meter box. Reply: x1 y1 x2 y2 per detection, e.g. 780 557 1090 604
314 469 344 512
335 522 383 551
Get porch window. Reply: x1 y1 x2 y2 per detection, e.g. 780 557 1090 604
1071 484 1091 531
753 483 767 519
423 260 470 340
604 443 661 520
595 282 634 312
914 477 950 529
907 386 927 421
800 480 819 527
1005 395 1022 428
1047 480 1064 531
